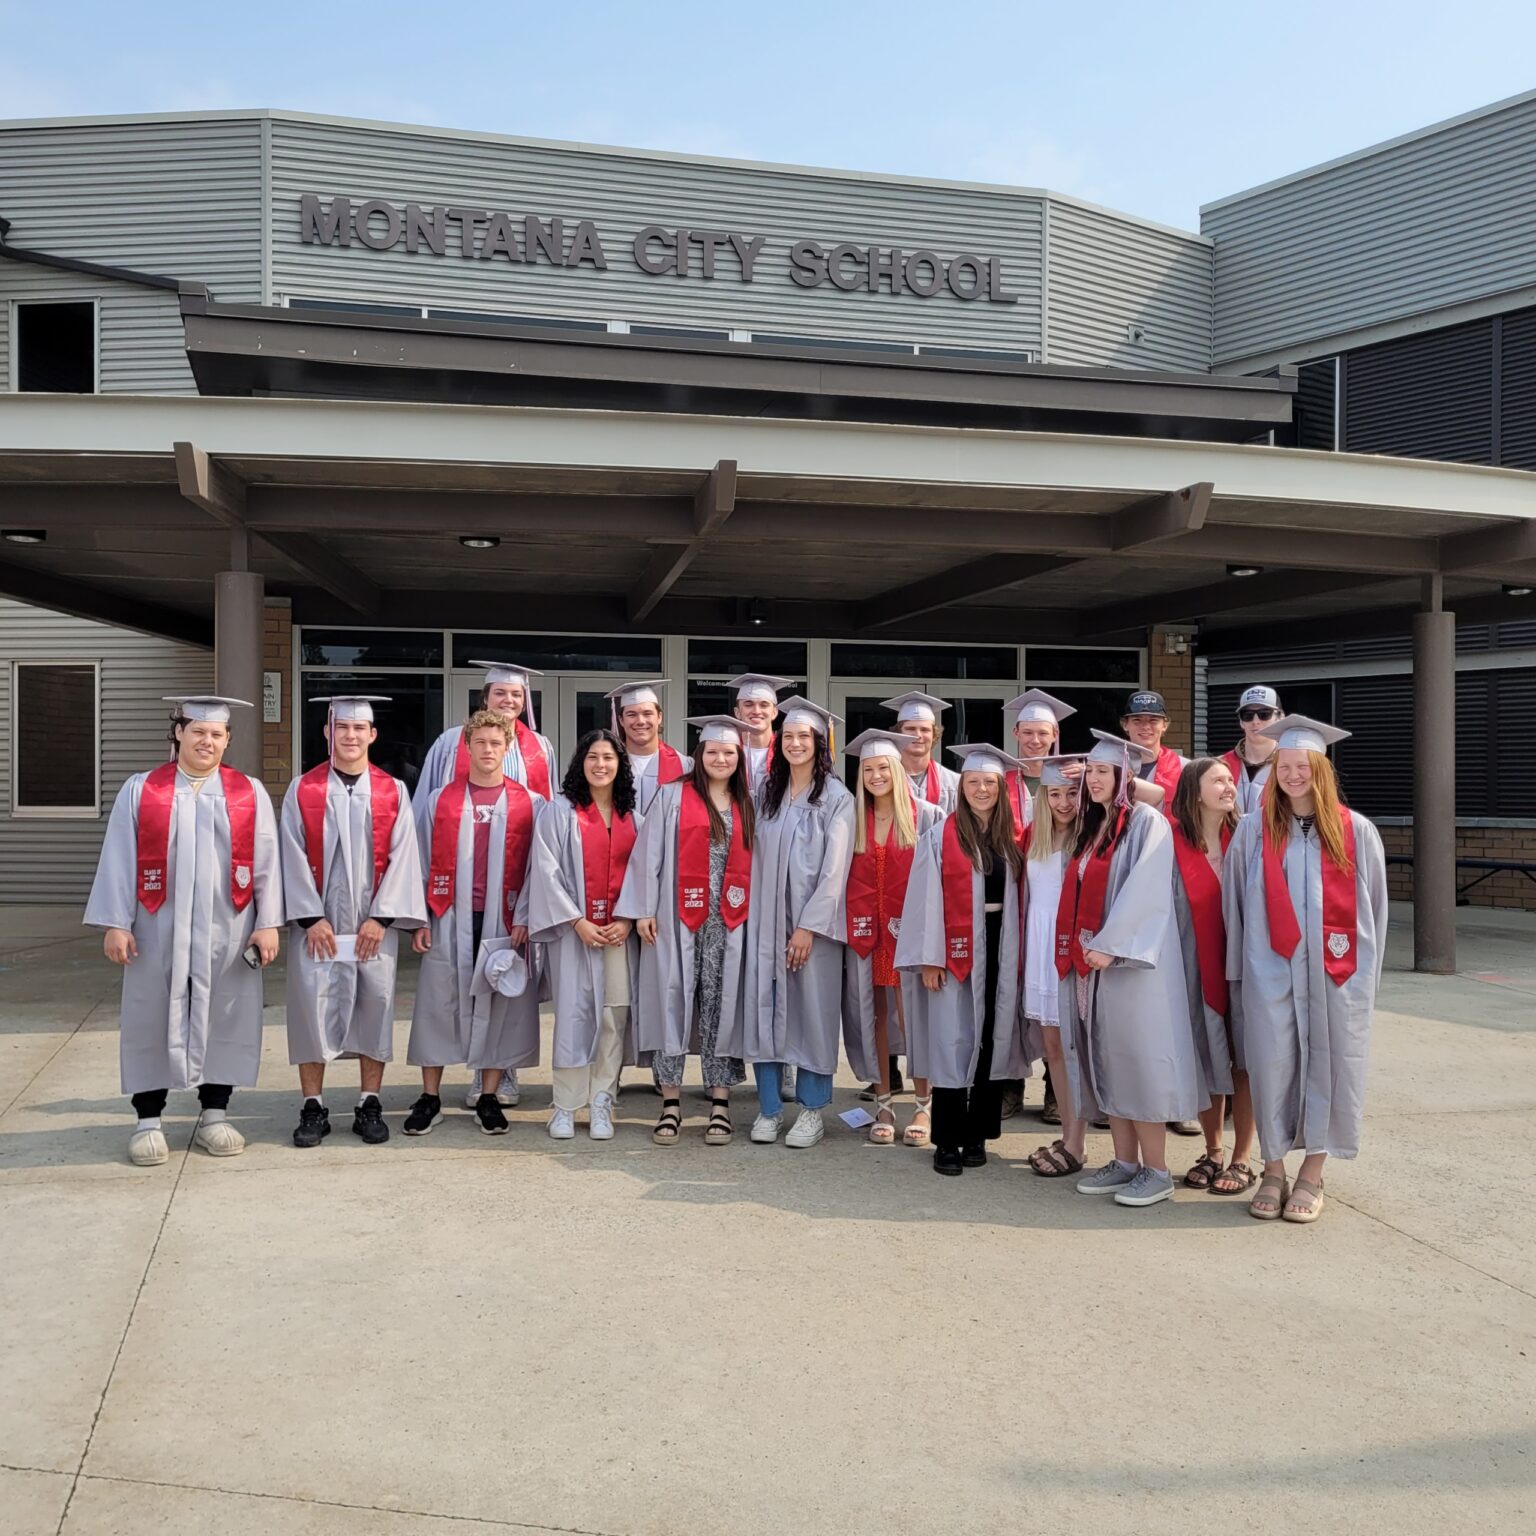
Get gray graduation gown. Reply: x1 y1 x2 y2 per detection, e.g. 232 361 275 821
734 779 856 1074
1229 753 1273 818
1055 804 1200 1124
908 763 960 815
84 769 283 1095
630 751 693 818
841 799 946 1082
528 793 640 1071
744 744 773 795
893 822 1028 1091
406 783 544 1070
1171 855 1236 1098
279 768 427 1066
615 782 749 1061
1223 811 1388 1161
417 723 559 803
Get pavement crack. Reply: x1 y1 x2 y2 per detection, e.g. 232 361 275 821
0 996 112 1122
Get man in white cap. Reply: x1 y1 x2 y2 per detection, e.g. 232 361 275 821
607 679 691 817
1221 685 1282 817
85 697 283 1166
729 673 793 792
416 660 556 1107
882 691 960 813
281 696 427 1149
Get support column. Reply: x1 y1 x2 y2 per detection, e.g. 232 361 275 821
1412 576 1456 973
215 570 265 778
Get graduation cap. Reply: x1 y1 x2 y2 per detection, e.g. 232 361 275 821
163 695 252 723
468 660 544 730
605 679 668 734
311 695 389 723
843 728 908 762
776 695 842 745
687 714 746 746
947 742 1028 776
880 690 950 725
1005 689 1075 727
1038 753 1086 788
728 673 794 704
1259 714 1350 753
1087 728 1158 767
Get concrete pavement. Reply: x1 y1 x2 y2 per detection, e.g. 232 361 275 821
2 901 1532 1536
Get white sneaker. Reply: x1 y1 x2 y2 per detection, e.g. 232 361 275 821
548 1107 576 1140
193 1118 245 1157
750 1111 783 1144
785 1108 824 1148
589 1093 615 1140
465 1070 520 1108
128 1128 168 1166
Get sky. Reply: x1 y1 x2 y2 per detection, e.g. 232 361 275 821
2 1 1534 230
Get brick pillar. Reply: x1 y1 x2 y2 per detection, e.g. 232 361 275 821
262 598 294 800
1148 627 1195 755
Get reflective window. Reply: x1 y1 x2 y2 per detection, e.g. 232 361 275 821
1026 648 1142 684
687 640 807 677
298 672 445 795
287 298 422 317
452 635 662 672
301 630 444 668
12 663 97 812
830 644 1016 680
428 308 608 332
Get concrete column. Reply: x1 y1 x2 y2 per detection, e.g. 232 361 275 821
1412 591 1456 974
215 570 265 779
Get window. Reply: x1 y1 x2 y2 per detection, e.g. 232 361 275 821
286 298 422 317
451 634 662 672
1026 648 1142 684
830 643 1016 680
428 308 608 333
14 301 96 393
298 672 444 795
750 332 915 355
301 629 444 668
11 662 99 815
687 639 807 677
628 324 731 340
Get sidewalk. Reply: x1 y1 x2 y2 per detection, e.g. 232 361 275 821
2 902 1532 1536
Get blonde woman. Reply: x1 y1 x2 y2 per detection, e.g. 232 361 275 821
841 729 946 1146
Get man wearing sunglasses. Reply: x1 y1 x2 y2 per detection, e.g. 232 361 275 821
1221 686 1282 817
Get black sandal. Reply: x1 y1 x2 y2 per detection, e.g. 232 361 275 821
1211 1159 1259 1196
704 1096 733 1146
652 1098 682 1145
1184 1152 1224 1190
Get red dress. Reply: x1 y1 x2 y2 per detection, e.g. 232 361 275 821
872 842 898 987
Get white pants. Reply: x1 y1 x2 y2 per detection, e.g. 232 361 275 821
551 943 629 1111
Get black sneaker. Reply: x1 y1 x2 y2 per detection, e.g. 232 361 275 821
292 1099 331 1148
403 1093 443 1136
962 1144 988 1167
475 1092 510 1135
933 1147 965 1177
352 1097 389 1145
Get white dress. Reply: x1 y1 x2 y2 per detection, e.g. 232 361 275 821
1024 850 1064 1028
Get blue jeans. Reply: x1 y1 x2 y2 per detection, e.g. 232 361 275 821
756 1062 832 1115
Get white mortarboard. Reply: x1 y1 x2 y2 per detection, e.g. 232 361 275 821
468 659 544 730
481 946 529 999
311 695 389 723
164 695 252 723
1239 685 1282 712
947 742 1028 776
1259 714 1350 753
1087 728 1158 767
843 728 908 762
729 673 794 704
605 679 667 734
1038 753 1086 788
776 695 842 737
881 690 951 725
1005 689 1076 726
688 714 746 747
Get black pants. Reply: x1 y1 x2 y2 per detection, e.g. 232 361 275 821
131 1083 232 1119
931 909 1005 1152
472 908 484 952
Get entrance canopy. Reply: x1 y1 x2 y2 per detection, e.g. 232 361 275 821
0 392 1533 650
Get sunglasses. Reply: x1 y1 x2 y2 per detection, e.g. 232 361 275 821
1239 708 1279 722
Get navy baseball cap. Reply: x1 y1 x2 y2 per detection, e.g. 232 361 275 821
1122 690 1168 718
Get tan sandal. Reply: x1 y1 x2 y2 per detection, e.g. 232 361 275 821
903 1093 932 1148
869 1092 896 1145
1249 1172 1290 1221
1282 1176 1325 1223
703 1097 733 1146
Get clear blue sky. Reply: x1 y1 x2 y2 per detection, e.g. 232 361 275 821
3 1 1533 229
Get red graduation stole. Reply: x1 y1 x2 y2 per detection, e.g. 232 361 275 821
676 783 751 932
1221 749 1245 784
657 743 686 785
939 816 978 980
426 778 534 928
914 759 941 805
1264 807 1358 986
296 762 399 895
1172 823 1232 1016
846 809 915 957
1151 747 1182 817
136 761 256 913
452 719 551 800
1054 806 1126 978
576 800 637 924
1005 770 1033 845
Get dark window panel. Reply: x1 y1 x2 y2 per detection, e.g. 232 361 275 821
1295 358 1337 451
451 635 662 672
15 663 96 807
829 643 1016 680
1027 648 1143 684
301 629 444 668
299 672 444 795
686 640 807 676
17 302 95 393
288 298 422 316
428 308 608 332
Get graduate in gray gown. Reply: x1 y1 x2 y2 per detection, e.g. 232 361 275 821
84 696 282 1168
1057 731 1200 1209
883 690 961 814
737 698 855 1151
528 728 641 1142
841 728 945 1147
1223 715 1388 1225
404 709 544 1137
280 696 426 1151
607 679 692 817
616 716 755 1147
895 743 1030 1176
729 673 793 794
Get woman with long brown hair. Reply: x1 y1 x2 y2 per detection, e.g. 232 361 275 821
1169 757 1257 1195
616 716 756 1147
895 743 1033 1176
1223 716 1388 1223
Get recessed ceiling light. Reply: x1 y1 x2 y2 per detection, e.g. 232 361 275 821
1503 583 1533 597
2 529 46 545
1226 563 1261 578
459 535 500 550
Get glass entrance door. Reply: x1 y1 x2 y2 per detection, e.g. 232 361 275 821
558 675 646 762
447 670 549 739
829 680 1016 787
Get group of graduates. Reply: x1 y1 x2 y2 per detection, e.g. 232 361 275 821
86 663 1387 1221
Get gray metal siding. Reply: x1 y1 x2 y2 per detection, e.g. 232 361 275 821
0 598 213 904
1044 199 1212 372
268 117 1047 356
1205 93 1536 367
0 117 265 392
